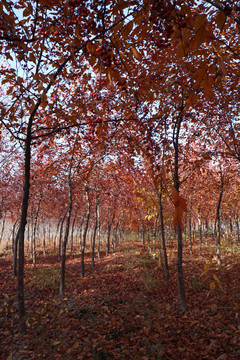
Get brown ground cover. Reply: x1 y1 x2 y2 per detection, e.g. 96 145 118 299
0 241 240 359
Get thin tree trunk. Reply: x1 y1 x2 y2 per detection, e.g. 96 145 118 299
81 184 91 278
216 170 224 267
58 213 66 261
32 191 43 267
79 211 86 251
59 176 73 296
228 208 233 249
92 194 99 268
236 217 240 244
198 206 202 257
70 211 77 256
189 196 193 255
141 222 145 248
0 212 6 243
205 220 209 246
13 228 19 277
147 220 151 253
97 203 101 260
158 225 164 274
157 189 169 284
114 221 119 248
173 108 187 311
17 116 33 335
106 208 111 255
42 221 46 256
54 217 62 253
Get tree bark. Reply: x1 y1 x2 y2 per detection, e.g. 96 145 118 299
70 211 77 256
59 176 73 296
189 195 193 255
81 184 91 278
0 211 6 243
236 217 240 244
54 217 62 253
92 193 99 268
97 203 101 260
17 120 33 334
198 205 202 257
157 189 169 284
173 109 187 311
106 207 114 255
58 213 66 261
32 191 43 267
216 169 224 267
13 228 19 277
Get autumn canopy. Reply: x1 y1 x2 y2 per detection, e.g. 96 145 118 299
0 1 239 354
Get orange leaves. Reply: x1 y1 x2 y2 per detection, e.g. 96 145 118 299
215 11 226 31
131 47 142 61
194 14 207 47
172 187 187 232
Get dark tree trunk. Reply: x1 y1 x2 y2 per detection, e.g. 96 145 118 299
189 196 193 255
70 211 77 256
198 205 202 257
236 217 240 244
216 170 224 267
0 212 6 243
106 207 114 256
58 213 66 261
32 191 43 267
173 109 187 311
54 217 62 253
59 176 73 296
113 221 119 249
81 184 91 278
92 194 99 268
17 120 33 334
141 222 145 248
42 221 46 256
13 228 19 277
157 189 169 284
97 204 101 260
205 220 209 246
12 220 19 276
147 220 151 252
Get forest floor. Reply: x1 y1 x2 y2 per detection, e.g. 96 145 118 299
0 240 240 360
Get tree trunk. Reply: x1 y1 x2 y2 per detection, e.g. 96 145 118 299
70 211 77 256
32 191 43 267
92 194 99 268
113 221 119 249
97 203 101 260
58 213 66 261
106 208 115 256
59 176 73 296
173 109 187 311
147 220 151 253
81 184 91 278
0 212 6 243
205 220 209 246
17 123 32 335
216 170 224 267
42 221 46 256
189 196 193 255
198 205 202 257
157 189 169 284
54 217 62 253
236 217 240 244
141 222 145 248
13 228 19 277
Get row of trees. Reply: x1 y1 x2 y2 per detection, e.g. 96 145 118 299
0 0 239 333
